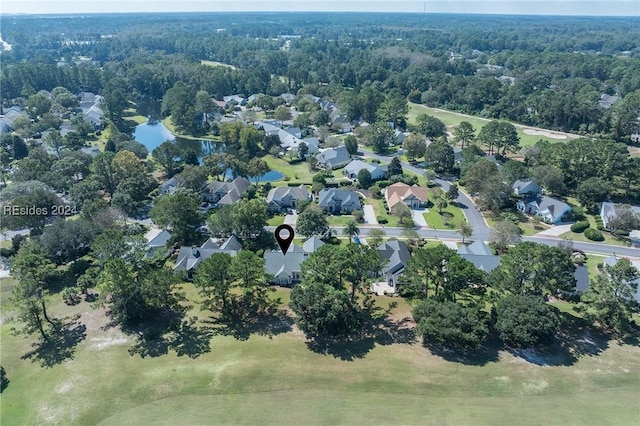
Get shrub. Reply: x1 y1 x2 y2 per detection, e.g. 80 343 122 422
287 158 305 165
570 221 590 233
353 210 364 223
377 216 388 224
338 180 352 187
584 228 604 241
369 185 382 199
324 182 339 188
376 180 391 188
596 224 604 231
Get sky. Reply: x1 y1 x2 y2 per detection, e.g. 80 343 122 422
1 0 639 16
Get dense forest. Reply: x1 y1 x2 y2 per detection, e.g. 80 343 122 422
1 13 640 138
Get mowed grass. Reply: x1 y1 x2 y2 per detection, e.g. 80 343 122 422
2 282 640 425
408 103 581 147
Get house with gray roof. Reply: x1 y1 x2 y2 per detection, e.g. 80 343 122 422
173 235 241 280
316 145 351 169
457 240 501 273
203 177 251 206
317 189 362 214
264 236 325 285
344 160 387 181
144 228 172 258
376 239 411 291
517 195 572 224
0 106 28 133
512 179 541 196
266 185 311 213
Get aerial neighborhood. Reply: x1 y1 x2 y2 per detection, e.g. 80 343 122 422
1 11 640 425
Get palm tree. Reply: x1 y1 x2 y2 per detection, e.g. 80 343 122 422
343 220 360 244
435 194 448 214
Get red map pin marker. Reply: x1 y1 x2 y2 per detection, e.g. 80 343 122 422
275 224 295 255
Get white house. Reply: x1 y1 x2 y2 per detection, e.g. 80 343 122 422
264 236 325 285
144 228 172 257
517 195 572 224
343 160 387 181
512 179 541 196
600 202 640 231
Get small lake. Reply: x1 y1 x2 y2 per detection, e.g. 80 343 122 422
133 120 284 182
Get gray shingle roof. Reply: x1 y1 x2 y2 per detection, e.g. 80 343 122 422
377 240 410 276
317 189 362 211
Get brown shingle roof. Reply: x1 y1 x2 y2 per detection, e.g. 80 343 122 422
385 182 428 210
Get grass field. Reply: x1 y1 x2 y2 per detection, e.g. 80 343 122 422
2 279 639 426
424 202 466 230
408 103 581 147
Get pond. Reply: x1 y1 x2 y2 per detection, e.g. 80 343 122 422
133 120 284 182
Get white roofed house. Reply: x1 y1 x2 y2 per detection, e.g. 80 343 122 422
374 239 411 294
516 195 572 224
512 179 541 196
600 202 640 233
315 145 351 169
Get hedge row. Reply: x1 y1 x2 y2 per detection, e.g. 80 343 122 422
570 221 590 233
584 228 605 241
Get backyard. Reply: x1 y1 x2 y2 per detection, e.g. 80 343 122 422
1 277 639 426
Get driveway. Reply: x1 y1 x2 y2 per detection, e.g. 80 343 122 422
284 213 298 226
532 224 573 238
362 205 378 225
411 208 429 228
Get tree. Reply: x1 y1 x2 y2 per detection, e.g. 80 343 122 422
91 151 117 196
576 177 611 213
343 220 360 244
530 165 566 195
489 242 576 297
45 130 64 154
376 89 408 129
296 206 329 237
10 240 58 339
150 190 202 245
435 194 448 214
489 220 521 252
246 158 269 185
402 133 427 161
356 168 372 189
579 259 639 336
152 141 183 178
297 142 309 159
175 165 208 192
477 120 520 156
500 160 528 185
39 218 98 264
366 228 386 247
194 253 234 312
231 198 268 238
416 113 446 139
342 244 381 301
387 156 403 177
25 92 52 119
301 245 350 290
494 295 559 348
605 204 640 235
413 299 488 351
446 184 459 201
239 126 265 158
274 105 292 125
229 251 270 313
453 121 475 149
289 281 364 337
207 205 235 237
401 245 483 301
458 220 473 244
391 202 412 226
425 140 454 173
344 135 358 155
367 122 395 154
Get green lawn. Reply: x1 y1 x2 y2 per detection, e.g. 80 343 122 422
408 103 580 147
326 215 357 226
2 277 639 426
559 206 631 247
262 155 317 183
267 215 285 226
368 198 414 228
424 202 466 230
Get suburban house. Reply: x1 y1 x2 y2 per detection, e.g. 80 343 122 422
516 195 572 224
375 239 411 293
343 160 387 181
173 235 242 280
317 189 362 214
255 121 319 156
456 240 501 272
512 179 541 196
315 145 351 169
394 130 410 145
266 185 312 213
264 236 325 285
144 228 172 258
0 106 28 133
385 182 429 211
78 92 104 129
223 95 247 107
202 177 251 206
603 256 640 304
600 202 640 231
158 176 179 195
